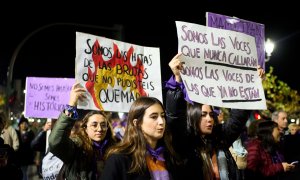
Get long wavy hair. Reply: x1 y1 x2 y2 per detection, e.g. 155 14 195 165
256 120 279 154
105 96 177 174
75 111 116 160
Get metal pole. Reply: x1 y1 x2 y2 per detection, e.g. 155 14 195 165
6 22 123 117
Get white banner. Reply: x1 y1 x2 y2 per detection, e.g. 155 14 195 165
176 21 266 110
75 32 162 112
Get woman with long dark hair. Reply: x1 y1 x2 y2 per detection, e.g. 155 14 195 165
246 120 295 179
165 53 265 180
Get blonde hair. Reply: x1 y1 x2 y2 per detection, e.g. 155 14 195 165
288 123 299 132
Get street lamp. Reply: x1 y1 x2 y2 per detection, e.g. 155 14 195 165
265 38 275 62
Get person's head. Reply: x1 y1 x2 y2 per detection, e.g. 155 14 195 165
288 123 299 135
106 96 176 173
257 120 280 152
18 116 29 131
43 118 52 131
214 107 224 124
272 110 288 133
109 112 121 128
126 96 166 148
79 111 113 142
247 120 260 138
217 111 224 124
187 102 215 136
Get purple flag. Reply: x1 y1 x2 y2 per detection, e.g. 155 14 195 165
207 12 265 69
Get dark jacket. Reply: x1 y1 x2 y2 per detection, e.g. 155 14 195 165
0 137 23 179
282 134 300 163
31 129 47 175
101 153 178 180
280 134 300 180
166 87 250 180
49 112 116 180
16 128 35 166
31 129 47 152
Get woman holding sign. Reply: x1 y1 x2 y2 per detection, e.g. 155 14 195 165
165 53 264 180
101 96 180 180
49 83 118 179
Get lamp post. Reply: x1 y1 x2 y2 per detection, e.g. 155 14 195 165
265 38 275 62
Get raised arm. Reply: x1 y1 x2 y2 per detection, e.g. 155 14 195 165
48 83 86 162
165 53 193 156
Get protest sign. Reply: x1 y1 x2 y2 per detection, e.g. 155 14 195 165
25 77 75 118
176 21 266 110
206 12 265 69
75 32 162 112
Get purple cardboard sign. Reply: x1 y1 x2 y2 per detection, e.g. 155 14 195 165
25 77 75 119
206 12 265 69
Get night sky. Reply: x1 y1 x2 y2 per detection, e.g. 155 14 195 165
1 1 299 95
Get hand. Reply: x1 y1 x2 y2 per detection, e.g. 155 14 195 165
68 82 87 106
257 65 265 80
169 53 183 82
282 162 295 172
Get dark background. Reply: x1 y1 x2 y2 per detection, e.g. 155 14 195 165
1 1 299 95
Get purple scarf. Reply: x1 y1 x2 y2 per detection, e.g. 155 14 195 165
93 139 108 159
165 75 193 104
146 144 165 161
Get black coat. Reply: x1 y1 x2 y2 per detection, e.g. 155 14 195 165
282 134 300 180
0 137 23 179
101 153 178 180
166 87 251 180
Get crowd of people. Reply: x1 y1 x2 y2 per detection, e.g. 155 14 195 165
0 53 300 180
